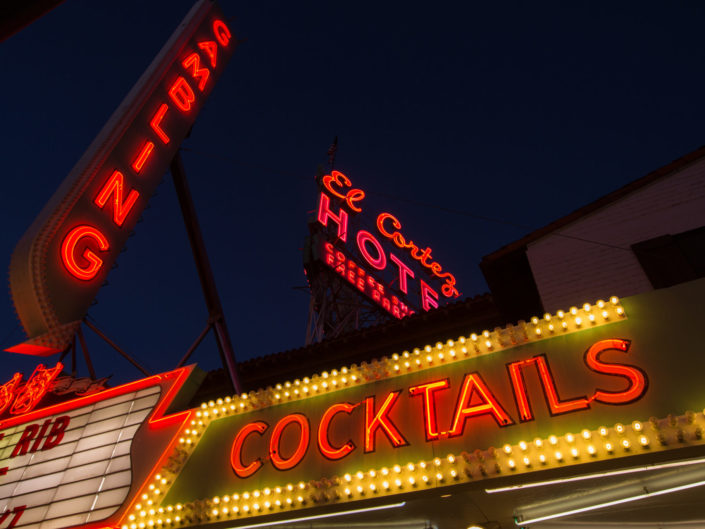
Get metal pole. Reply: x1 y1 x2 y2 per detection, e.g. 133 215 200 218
83 319 150 377
169 151 242 394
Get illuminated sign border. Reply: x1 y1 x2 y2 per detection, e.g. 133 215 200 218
116 296 705 529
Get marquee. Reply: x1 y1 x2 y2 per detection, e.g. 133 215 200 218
3 281 705 529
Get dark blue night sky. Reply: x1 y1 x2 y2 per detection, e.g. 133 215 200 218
1 1 704 386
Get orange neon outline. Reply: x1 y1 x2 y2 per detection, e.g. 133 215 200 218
10 363 63 416
356 230 386 270
168 76 196 112
131 141 155 174
376 212 459 297
150 104 171 144
448 373 514 437
94 170 139 226
212 19 231 47
533 355 590 415
317 192 348 242
322 171 365 212
317 402 356 460
507 360 534 421
420 279 439 311
389 252 414 294
585 339 648 405
182 52 210 91
0 367 195 529
409 379 450 441
0 373 23 415
269 413 309 471
230 421 268 478
198 41 218 67
60 225 110 281
363 391 408 453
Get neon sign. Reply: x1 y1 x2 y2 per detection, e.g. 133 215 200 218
320 241 414 319
8 0 236 356
315 170 460 316
0 366 196 529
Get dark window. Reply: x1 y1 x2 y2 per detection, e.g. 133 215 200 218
632 226 705 289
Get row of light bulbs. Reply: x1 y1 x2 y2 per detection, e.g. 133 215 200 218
127 405 705 529
187 297 626 421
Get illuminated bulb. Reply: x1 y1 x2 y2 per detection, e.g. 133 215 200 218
381 467 389 476
426 355 433 363
395 478 403 487
436 472 443 481
600 427 608 437
583 303 591 312
544 313 551 321
588 314 595 322
471 333 478 341
383 481 390 490
369 469 376 478
503 444 512 454
508 459 516 469
253 503 260 511
433 458 441 467
519 440 527 451
610 296 619 304
534 438 543 448
243 505 250 513
548 324 555 332
639 435 649 446
483 330 490 338
425 345 432 353
531 316 539 325
582 429 591 440
356 485 363 494
419 461 427 469
622 439 631 449
344 488 351 496
461 346 468 355
615 423 625 434
394 365 400 371
602 310 609 319
369 484 376 492
557 310 565 319
394 464 402 473
243 492 250 499
447 454 456 464
554 451 563 461
539 454 546 463
575 317 582 326
450 470 457 478
570 307 578 315
407 463 415 472
212 497 219 504
565 433 574 443
535 328 541 336
587 444 596 455
438 352 444 361
408 476 416 485
286 498 292 505
523 456 530 466
549 435 558 445
450 349 456 358
570 448 579 458
605 442 613 452
298 481 306 490
351 375 358 382
356 471 364 480
485 340 493 349
415 359 421 366
561 321 568 329
211 509 218 517
616 307 624 315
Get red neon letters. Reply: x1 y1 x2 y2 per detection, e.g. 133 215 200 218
58 19 233 282
94 170 139 226
228 339 648 479
315 170 460 319
377 212 459 298
0 363 64 417
61 226 110 281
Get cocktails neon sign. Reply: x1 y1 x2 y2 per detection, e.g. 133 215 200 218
8 0 235 356
228 339 647 477
316 171 460 317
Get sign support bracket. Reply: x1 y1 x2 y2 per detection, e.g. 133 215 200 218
169 150 242 395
